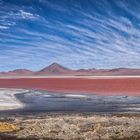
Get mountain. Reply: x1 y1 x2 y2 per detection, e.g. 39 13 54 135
37 63 140 76
107 68 140 75
0 63 140 76
0 69 33 75
36 63 74 75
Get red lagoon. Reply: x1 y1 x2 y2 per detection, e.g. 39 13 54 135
0 77 140 96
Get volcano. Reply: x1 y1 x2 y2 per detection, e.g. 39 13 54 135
37 63 74 75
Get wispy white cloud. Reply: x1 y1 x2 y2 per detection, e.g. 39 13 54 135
0 25 9 29
0 0 140 71
18 10 39 19
19 10 34 19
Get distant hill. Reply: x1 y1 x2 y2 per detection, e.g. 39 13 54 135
0 69 33 76
0 63 140 76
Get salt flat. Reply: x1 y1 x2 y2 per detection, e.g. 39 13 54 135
0 88 28 110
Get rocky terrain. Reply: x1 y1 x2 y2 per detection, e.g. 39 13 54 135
0 113 140 140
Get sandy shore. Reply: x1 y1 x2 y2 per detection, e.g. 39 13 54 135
0 77 140 96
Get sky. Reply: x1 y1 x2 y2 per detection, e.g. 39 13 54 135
0 0 140 71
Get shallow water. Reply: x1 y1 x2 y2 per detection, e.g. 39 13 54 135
14 90 140 113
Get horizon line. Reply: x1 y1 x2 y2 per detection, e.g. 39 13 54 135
0 62 140 72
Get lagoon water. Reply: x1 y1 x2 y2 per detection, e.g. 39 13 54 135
14 90 140 113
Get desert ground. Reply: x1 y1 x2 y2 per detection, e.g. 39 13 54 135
0 113 140 140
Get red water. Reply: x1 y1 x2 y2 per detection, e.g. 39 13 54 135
0 78 140 96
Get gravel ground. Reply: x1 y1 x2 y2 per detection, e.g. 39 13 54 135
0 113 139 140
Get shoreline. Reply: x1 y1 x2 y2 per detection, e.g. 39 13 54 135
1 75 140 79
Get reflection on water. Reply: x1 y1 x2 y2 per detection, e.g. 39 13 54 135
15 90 140 113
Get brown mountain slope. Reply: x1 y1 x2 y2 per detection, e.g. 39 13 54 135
36 63 74 75
0 63 140 76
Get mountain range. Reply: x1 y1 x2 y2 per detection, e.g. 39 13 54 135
0 62 140 76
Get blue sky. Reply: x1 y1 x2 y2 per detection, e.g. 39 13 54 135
0 0 140 71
